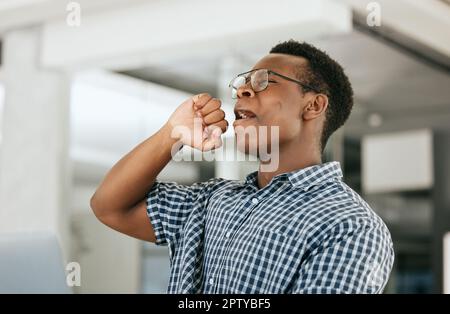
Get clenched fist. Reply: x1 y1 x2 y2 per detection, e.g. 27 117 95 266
166 93 229 151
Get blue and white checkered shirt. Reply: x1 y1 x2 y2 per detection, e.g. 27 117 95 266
146 161 394 293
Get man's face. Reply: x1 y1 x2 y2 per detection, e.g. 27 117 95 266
233 53 311 156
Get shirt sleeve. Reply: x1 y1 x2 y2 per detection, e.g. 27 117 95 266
145 178 222 247
292 218 394 294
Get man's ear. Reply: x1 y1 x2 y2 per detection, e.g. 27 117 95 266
302 94 328 121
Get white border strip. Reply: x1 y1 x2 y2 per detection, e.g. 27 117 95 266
444 232 450 294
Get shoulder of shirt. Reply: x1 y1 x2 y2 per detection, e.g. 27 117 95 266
297 180 392 254
303 178 390 234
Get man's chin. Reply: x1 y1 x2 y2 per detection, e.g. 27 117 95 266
235 139 264 157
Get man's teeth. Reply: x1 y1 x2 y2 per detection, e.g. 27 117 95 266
238 111 254 119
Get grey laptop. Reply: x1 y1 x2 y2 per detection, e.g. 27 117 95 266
0 231 71 293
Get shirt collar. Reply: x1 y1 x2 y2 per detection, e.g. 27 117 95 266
244 161 343 191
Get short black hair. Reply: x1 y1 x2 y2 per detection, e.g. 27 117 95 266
270 40 354 152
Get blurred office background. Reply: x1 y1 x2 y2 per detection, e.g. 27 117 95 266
0 0 449 294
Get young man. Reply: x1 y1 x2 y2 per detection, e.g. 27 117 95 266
90 40 394 293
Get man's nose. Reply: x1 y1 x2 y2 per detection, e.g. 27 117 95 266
237 84 255 98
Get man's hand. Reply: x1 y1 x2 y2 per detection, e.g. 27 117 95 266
167 93 228 151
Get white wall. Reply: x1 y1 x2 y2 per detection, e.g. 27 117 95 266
362 129 434 194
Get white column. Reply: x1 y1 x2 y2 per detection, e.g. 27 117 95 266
0 27 71 259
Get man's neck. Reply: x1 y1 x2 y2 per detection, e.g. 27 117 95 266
257 140 322 189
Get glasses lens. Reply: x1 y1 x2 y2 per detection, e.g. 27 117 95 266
251 69 268 92
229 69 269 99
232 75 246 89
230 75 245 99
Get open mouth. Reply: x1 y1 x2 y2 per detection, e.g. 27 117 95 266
235 109 257 120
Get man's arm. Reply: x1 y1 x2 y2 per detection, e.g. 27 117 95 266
90 123 177 242
90 93 228 242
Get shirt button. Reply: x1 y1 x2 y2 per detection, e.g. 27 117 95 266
226 232 231 238
209 278 214 285
251 197 259 205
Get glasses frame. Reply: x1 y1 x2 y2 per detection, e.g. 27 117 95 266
228 68 321 98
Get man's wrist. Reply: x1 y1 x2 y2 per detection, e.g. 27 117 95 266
160 122 183 153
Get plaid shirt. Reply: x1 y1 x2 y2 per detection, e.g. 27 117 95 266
146 161 394 293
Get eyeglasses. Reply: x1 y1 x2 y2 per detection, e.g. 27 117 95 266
228 68 320 99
